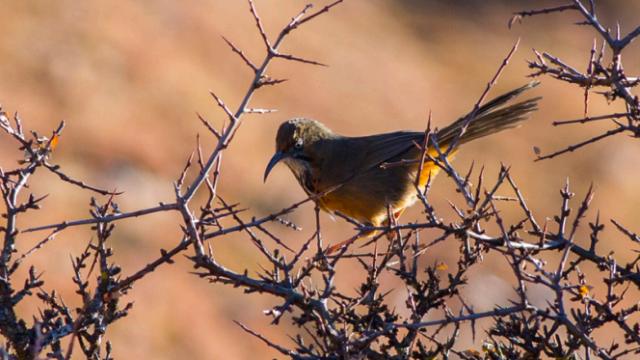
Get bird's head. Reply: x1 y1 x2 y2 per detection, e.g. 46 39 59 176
264 118 335 183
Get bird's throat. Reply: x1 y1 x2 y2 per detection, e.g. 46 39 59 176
283 158 317 196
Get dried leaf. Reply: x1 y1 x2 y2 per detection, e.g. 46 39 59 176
50 133 59 150
533 146 541 158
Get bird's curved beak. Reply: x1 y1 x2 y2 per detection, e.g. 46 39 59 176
264 150 286 182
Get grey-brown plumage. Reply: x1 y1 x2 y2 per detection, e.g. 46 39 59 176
265 81 540 231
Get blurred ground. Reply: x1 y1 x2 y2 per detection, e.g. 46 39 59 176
1 0 640 359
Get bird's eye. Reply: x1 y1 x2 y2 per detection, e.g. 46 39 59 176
294 139 304 149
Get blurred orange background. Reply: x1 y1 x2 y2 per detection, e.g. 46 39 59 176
1 0 640 358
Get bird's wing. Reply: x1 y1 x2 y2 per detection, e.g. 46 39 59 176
339 131 426 180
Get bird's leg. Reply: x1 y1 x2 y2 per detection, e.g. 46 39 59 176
326 233 363 255
326 229 377 255
327 208 405 254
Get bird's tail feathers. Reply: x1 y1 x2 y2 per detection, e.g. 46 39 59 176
436 81 541 147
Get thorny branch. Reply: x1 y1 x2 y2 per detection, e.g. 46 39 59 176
0 1 345 359
514 0 640 161
2 1 640 360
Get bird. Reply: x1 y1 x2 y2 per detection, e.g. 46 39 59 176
264 81 540 253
